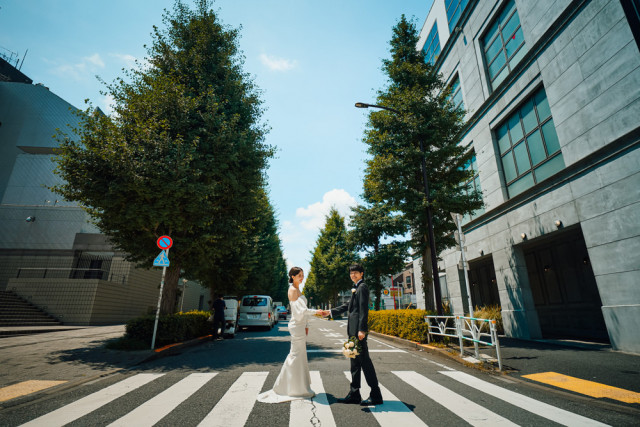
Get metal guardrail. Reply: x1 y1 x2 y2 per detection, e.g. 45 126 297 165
425 315 503 371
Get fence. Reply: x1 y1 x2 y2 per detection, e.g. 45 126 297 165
425 315 503 371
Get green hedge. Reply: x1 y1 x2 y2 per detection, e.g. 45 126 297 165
369 309 434 343
125 310 211 347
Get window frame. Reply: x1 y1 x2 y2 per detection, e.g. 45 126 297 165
445 0 470 32
422 21 441 65
495 88 564 198
481 0 526 91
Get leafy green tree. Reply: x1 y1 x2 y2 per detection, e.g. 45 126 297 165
241 189 289 303
307 208 359 306
349 192 410 310
52 0 273 314
363 16 482 311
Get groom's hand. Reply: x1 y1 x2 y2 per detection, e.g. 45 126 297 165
358 331 365 340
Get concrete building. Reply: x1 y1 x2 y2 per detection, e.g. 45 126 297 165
0 59 162 325
413 0 640 353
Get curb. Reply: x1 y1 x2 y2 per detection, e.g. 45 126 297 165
368 331 505 373
133 334 214 365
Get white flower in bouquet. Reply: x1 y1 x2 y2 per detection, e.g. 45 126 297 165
351 288 356 293
349 341 355 348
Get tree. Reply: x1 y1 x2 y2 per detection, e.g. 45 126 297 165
52 0 273 314
307 208 359 306
349 191 410 310
363 16 483 311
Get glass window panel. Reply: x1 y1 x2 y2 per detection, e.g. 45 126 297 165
535 90 551 120
521 99 537 134
534 154 565 183
508 43 527 68
453 90 463 109
508 114 524 143
492 65 509 88
471 155 477 172
484 20 500 45
497 124 511 154
485 36 502 62
502 10 520 40
502 152 517 182
488 50 507 79
508 172 534 197
499 0 516 26
474 176 482 193
527 130 546 166
513 141 531 173
505 27 524 58
542 119 561 154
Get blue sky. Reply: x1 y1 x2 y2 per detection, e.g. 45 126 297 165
0 0 432 284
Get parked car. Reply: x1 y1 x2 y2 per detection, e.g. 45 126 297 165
276 305 288 320
222 296 239 338
238 295 275 330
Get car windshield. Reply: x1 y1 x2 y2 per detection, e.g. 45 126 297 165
243 297 267 307
277 306 286 311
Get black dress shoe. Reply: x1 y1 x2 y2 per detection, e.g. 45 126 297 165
360 397 384 406
337 392 362 404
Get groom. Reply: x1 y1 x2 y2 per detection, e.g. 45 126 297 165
325 264 383 406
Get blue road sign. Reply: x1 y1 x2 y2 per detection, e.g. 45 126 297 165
153 250 170 267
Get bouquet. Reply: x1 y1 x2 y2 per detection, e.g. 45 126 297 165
342 336 362 359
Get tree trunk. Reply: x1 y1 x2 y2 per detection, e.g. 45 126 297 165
160 263 181 315
422 244 435 312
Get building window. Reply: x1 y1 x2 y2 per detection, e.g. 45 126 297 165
463 151 484 221
448 75 464 110
482 0 526 90
445 0 470 32
496 88 564 197
620 0 640 51
422 22 441 65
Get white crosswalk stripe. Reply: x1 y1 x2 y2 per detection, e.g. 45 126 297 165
16 369 612 426
393 371 516 426
441 370 610 427
107 373 217 427
344 371 428 426
198 371 268 427
20 373 164 427
289 371 336 427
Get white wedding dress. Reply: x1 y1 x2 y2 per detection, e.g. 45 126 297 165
257 290 318 403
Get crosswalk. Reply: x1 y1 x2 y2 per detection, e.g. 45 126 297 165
15 369 610 427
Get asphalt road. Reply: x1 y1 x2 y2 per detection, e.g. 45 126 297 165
1 318 638 426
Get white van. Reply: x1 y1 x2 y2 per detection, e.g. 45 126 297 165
238 295 274 330
222 297 239 338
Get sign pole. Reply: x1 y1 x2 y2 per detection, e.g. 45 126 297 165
151 248 168 350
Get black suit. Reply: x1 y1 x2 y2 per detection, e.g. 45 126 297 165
331 279 381 399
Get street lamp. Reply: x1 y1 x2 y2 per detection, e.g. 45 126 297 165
355 102 444 315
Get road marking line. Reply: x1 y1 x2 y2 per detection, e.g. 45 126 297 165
522 372 640 404
368 337 396 349
308 349 405 353
20 373 163 427
290 371 336 427
107 373 217 426
441 371 609 426
343 371 427 426
393 371 516 426
0 380 67 402
198 371 267 427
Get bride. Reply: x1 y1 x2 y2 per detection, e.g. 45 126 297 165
257 267 326 403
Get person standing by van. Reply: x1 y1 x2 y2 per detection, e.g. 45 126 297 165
211 294 226 340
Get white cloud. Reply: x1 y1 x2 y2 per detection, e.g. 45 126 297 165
110 53 137 69
296 189 357 231
100 93 116 117
259 53 297 71
49 53 105 81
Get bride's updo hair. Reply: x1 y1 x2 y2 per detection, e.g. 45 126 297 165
288 266 303 283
